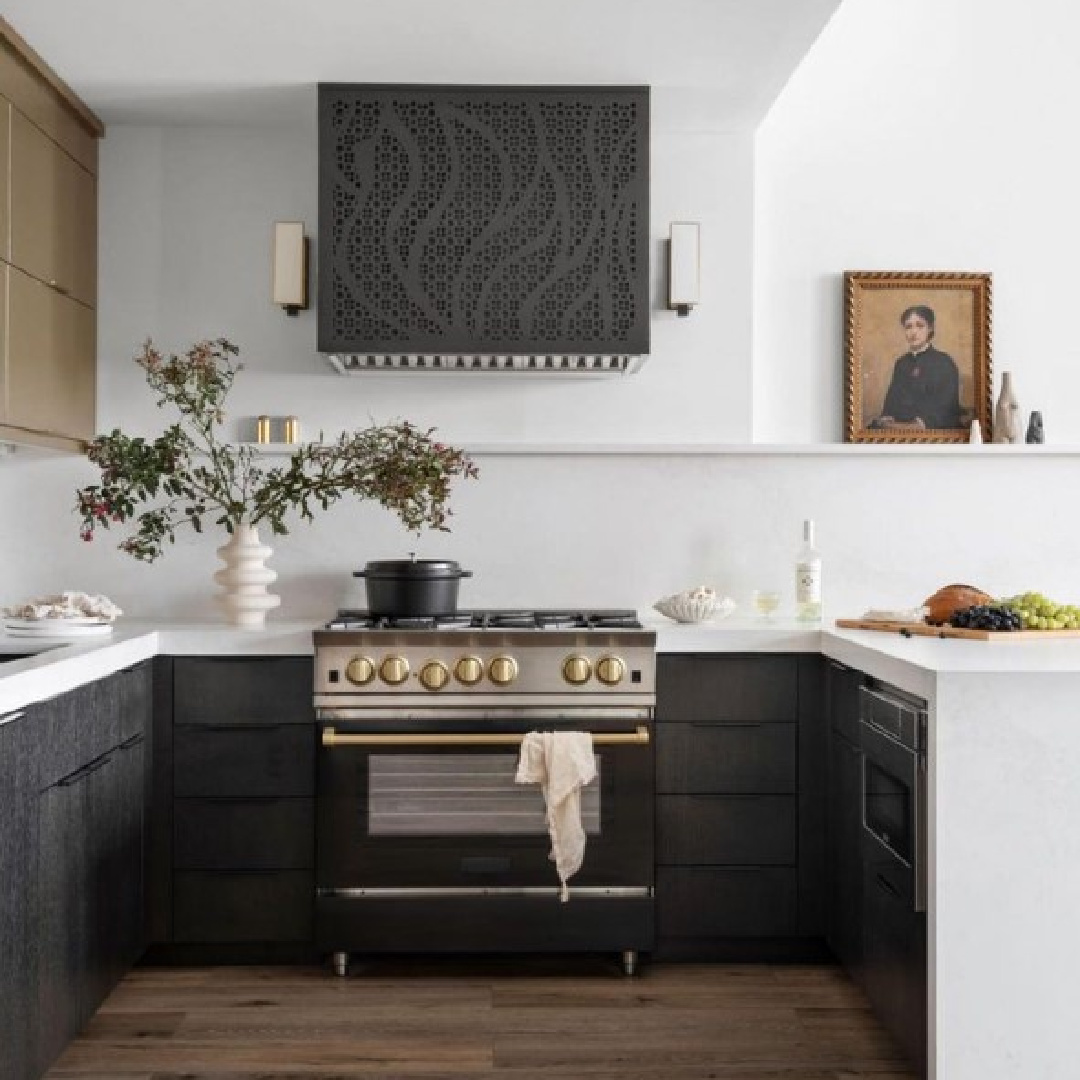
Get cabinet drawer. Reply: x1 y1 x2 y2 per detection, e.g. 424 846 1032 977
173 725 314 798
4 263 95 440
656 795 797 866
173 871 312 943
657 656 798 725
656 723 797 794
174 658 312 726
10 107 96 306
657 867 799 938
174 798 314 870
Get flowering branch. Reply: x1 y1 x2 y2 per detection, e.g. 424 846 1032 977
77 339 478 562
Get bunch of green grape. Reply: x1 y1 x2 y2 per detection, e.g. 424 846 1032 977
999 592 1080 630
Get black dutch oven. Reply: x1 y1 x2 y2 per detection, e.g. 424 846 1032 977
354 557 472 617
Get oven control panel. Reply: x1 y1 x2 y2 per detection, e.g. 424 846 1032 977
314 636 656 698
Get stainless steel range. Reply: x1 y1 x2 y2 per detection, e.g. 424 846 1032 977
313 610 657 976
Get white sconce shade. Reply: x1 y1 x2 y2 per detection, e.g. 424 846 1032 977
272 221 308 315
668 221 700 316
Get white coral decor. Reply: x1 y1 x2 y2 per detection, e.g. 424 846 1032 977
4 591 122 621
653 586 735 624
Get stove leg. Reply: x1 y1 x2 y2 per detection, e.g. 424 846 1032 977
621 949 638 977
331 951 350 978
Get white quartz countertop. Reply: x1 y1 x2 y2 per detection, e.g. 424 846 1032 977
6 614 1080 715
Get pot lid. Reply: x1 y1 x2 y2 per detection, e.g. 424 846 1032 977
356 557 468 578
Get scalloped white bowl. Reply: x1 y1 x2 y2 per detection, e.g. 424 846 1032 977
653 594 737 624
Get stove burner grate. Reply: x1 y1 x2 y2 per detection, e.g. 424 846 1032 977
325 608 643 631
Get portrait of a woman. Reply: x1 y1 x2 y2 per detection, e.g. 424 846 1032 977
845 271 991 444
871 305 962 431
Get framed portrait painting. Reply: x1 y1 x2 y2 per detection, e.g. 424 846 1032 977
844 272 992 443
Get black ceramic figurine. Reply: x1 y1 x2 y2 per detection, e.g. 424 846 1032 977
1026 410 1044 444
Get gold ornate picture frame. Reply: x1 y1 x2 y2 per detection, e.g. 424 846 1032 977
845 272 992 443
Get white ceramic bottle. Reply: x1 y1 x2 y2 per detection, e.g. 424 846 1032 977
796 519 822 622
994 372 1020 443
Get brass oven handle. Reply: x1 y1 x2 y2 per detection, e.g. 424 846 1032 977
321 726 650 748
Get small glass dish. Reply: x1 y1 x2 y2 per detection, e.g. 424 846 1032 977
752 590 782 618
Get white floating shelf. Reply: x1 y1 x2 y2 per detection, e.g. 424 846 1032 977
454 443 1080 457
229 441 1080 458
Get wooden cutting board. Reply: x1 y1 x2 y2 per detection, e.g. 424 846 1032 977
835 618 1080 641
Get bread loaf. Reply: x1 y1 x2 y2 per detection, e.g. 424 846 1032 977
923 583 994 625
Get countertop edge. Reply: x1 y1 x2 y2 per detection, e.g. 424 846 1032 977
4 617 1080 714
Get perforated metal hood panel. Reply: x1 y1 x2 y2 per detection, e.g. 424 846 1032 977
318 85 650 359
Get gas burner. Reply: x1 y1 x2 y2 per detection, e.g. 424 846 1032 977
536 611 584 629
482 611 542 629
325 614 377 630
590 612 643 629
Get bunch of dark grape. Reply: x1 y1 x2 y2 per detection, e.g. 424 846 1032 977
949 604 1023 632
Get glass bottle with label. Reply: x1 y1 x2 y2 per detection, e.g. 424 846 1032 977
796 519 822 622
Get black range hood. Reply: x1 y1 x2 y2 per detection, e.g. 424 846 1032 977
317 84 650 373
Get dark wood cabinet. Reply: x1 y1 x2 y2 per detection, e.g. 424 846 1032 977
825 660 927 1077
165 658 315 951
826 731 863 970
173 657 311 726
21 664 151 1080
825 660 865 975
654 654 825 959
0 706 38 1080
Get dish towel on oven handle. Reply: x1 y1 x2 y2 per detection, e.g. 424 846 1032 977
515 731 597 902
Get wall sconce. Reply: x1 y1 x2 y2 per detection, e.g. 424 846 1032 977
272 221 308 316
668 221 700 317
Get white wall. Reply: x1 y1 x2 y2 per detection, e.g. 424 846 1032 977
99 91 755 447
6 1 1080 622
5 449 1080 621
753 0 1080 443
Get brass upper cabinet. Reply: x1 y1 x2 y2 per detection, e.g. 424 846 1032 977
10 108 96 307
0 19 103 451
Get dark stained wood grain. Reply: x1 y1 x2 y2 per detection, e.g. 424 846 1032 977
45 962 917 1079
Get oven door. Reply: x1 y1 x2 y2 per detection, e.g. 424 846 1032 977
316 713 654 892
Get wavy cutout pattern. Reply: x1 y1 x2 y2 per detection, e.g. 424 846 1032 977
319 87 649 355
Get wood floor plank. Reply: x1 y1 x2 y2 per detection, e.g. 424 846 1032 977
45 962 917 1080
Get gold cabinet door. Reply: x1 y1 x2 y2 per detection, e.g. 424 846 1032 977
9 107 96 308
0 101 9 263
4 263 95 441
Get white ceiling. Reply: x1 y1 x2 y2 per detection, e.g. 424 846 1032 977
3 0 841 127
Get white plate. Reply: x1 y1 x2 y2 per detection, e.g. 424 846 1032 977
4 616 112 629
4 621 113 638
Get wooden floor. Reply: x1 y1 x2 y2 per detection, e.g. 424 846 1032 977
46 959 917 1079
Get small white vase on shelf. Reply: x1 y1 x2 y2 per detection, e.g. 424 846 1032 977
994 371 1021 443
214 521 281 628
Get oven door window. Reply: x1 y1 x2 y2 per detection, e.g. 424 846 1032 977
863 756 912 864
368 753 600 837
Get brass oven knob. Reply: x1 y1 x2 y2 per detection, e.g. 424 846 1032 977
345 655 375 686
419 660 450 691
379 655 410 685
488 655 519 686
596 655 626 686
562 655 593 685
454 655 484 686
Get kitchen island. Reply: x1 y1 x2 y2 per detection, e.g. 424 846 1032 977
1 618 1076 1079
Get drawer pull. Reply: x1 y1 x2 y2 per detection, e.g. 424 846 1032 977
58 751 114 787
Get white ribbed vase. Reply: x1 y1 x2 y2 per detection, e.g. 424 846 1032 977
213 522 281 628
